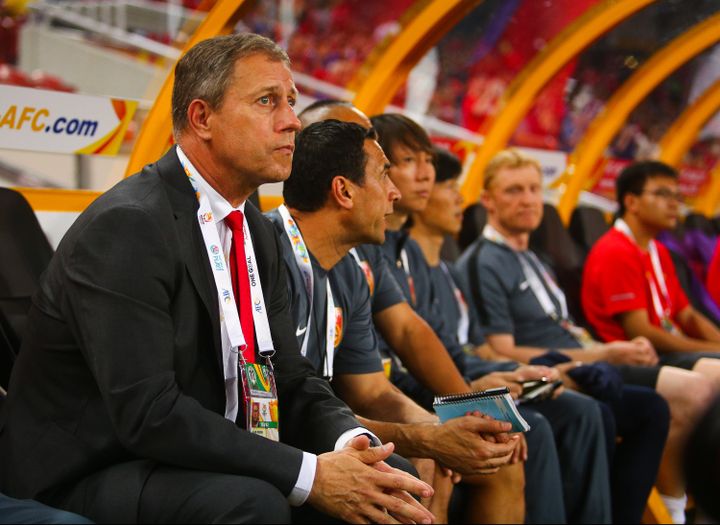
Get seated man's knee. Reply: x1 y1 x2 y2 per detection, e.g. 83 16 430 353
222 479 291 524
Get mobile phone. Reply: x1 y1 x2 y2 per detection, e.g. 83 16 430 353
518 378 563 404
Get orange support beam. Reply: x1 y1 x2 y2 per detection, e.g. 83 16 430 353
350 0 482 117
461 0 654 205
658 78 720 167
557 12 720 223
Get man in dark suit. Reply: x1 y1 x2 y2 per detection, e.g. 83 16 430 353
0 33 433 524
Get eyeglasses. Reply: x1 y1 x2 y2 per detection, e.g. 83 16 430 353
640 189 684 203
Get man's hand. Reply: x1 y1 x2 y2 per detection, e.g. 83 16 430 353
409 458 456 524
308 436 435 524
420 415 519 476
509 432 528 464
601 337 659 366
470 366 563 400
470 373 522 398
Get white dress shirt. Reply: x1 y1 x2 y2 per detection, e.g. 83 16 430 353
176 148 379 506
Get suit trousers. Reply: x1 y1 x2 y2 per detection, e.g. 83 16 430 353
43 460 292 524
42 454 418 524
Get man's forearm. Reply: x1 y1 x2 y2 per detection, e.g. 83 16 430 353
398 322 471 394
682 310 720 343
636 323 720 353
357 417 438 459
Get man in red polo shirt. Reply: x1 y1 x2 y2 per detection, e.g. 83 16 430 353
583 161 720 379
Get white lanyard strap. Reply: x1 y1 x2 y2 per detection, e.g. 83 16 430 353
400 248 411 277
439 262 470 345
349 247 363 266
278 205 313 357
482 224 568 321
277 205 336 380
177 147 275 421
179 147 275 357
324 283 336 382
614 219 672 322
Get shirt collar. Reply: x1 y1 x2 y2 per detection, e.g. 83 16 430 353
176 146 245 223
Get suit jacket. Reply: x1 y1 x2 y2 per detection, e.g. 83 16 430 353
0 149 360 505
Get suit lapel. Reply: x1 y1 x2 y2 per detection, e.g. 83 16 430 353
156 150 222 368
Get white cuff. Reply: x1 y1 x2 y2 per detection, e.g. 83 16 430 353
288 451 317 507
334 426 382 451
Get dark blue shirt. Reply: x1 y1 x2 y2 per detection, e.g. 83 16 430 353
267 210 384 377
456 238 581 349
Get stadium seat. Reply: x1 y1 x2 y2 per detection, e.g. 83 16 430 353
458 203 487 252
440 234 461 263
530 204 588 328
569 206 610 254
684 212 716 238
0 188 54 356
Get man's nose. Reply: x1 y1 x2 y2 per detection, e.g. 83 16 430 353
277 101 301 133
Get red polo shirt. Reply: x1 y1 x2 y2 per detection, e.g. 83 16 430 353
582 228 689 342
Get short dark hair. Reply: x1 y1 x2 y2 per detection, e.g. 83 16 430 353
297 99 351 120
172 33 289 136
284 120 371 212
369 113 433 163
433 147 462 183
616 161 678 217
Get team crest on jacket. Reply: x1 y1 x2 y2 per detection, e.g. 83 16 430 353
358 260 375 297
333 307 344 349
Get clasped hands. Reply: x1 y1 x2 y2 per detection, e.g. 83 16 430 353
308 435 435 524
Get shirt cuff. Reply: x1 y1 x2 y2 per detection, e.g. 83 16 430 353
334 426 382 451
288 452 317 507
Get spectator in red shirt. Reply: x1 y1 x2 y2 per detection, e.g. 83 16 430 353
583 161 720 373
582 160 720 522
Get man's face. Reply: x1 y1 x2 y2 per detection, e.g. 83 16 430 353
389 143 435 214
627 176 681 230
482 164 544 234
417 178 464 235
351 140 400 244
207 54 301 185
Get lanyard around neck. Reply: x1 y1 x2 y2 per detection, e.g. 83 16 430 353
614 218 673 325
482 224 568 321
278 205 336 380
439 262 470 345
177 147 275 421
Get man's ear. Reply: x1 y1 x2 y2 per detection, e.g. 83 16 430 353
479 190 492 213
624 192 638 215
331 176 354 211
186 99 213 140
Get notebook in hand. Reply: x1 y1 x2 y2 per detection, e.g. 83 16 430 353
433 387 531 433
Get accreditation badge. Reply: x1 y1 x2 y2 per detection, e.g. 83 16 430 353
240 362 280 441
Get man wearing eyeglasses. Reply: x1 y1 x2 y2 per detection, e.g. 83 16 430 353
583 161 720 374
583 161 720 521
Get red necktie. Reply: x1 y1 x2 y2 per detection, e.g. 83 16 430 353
225 210 255 363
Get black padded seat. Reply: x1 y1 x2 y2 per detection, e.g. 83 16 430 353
569 206 610 254
0 188 54 356
458 203 487 252
530 204 588 329
684 213 716 238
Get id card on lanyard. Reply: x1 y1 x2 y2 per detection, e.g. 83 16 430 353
278 205 336 381
482 224 594 347
177 147 280 440
614 219 679 334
